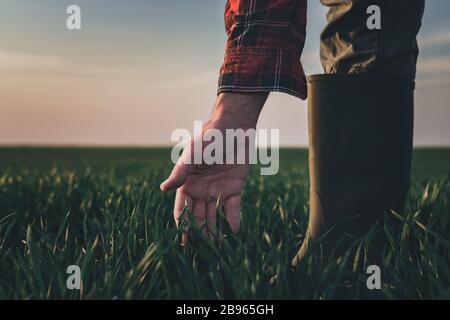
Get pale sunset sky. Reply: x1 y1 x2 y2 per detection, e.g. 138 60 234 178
1 0 449 146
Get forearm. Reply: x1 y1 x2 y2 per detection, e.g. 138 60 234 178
211 92 268 126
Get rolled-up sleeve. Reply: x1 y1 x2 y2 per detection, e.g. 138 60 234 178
218 0 308 100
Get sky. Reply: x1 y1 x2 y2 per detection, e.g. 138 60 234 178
0 0 449 146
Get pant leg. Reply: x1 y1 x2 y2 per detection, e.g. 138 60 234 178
320 0 425 79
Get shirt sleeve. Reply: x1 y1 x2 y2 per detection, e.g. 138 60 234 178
218 0 307 100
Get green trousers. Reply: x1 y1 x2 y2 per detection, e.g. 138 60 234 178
320 0 425 79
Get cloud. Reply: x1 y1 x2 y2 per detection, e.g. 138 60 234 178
0 47 151 79
0 46 220 90
416 54 450 87
418 56 450 75
418 30 450 49
0 47 66 72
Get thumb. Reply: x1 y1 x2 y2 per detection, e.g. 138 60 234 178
160 163 192 192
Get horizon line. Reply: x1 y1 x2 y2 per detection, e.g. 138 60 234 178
0 144 449 149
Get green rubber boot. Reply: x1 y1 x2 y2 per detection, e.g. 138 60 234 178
293 74 414 265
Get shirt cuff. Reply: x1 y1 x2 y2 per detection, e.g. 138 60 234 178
218 47 307 100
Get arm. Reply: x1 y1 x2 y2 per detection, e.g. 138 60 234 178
161 0 308 243
160 92 268 243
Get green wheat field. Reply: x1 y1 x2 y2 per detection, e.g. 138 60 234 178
0 147 449 299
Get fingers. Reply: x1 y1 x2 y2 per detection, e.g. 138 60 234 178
192 199 206 232
173 189 192 229
173 191 241 246
199 195 241 238
174 189 209 245
160 163 192 192
174 189 192 246
183 200 207 245
206 200 218 239
206 195 241 237
224 195 241 234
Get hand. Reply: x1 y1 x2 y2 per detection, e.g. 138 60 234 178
160 92 268 244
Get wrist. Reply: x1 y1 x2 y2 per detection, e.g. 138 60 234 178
212 92 268 126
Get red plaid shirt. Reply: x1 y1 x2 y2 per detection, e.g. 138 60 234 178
218 0 307 100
